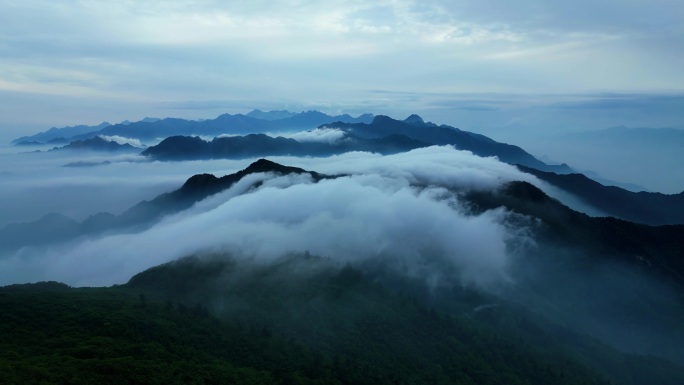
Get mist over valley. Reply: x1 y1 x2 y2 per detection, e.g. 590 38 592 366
2 1 684 382
1 108 684 384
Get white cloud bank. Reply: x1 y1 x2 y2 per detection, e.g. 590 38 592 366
277 128 347 144
1 146 543 288
98 135 144 148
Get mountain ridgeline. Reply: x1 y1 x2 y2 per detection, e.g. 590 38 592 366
135 112 684 225
2 156 684 384
326 115 572 173
13 109 684 226
0 159 324 253
50 136 141 152
12 109 570 175
517 165 684 225
11 110 375 144
141 133 428 160
140 114 572 173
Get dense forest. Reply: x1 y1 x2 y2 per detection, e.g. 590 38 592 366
2 255 683 384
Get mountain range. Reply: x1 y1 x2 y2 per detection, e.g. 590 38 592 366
141 133 429 160
11 110 374 144
12 121 113 144
133 113 684 225
327 115 572 174
139 114 572 173
11 109 573 176
5 158 684 277
5 102 684 383
50 136 141 152
0 159 315 252
4 104 684 383
10 110 569 174
517 165 684 225
2 158 684 384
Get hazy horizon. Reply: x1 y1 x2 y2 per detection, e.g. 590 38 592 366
3 104 683 194
2 1 683 136
2 1 683 193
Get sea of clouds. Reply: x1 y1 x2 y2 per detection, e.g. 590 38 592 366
0 146 600 287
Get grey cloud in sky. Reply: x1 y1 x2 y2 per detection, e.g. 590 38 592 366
0 0 682 140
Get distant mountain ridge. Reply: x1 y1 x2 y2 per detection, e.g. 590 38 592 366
12 110 684 227
49 136 141 152
10 110 569 176
516 165 684 226
324 115 572 173
134 113 572 174
12 121 112 144
11 110 375 144
0 159 325 253
141 133 428 160
79 110 373 141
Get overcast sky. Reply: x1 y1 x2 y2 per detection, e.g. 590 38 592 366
1 0 683 139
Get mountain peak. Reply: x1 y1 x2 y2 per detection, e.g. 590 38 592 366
180 173 219 191
404 114 425 125
243 159 308 175
371 115 398 124
51 136 138 152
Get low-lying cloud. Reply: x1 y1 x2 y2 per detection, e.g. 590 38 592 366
98 135 144 148
0 150 244 226
277 128 346 144
0 146 545 288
